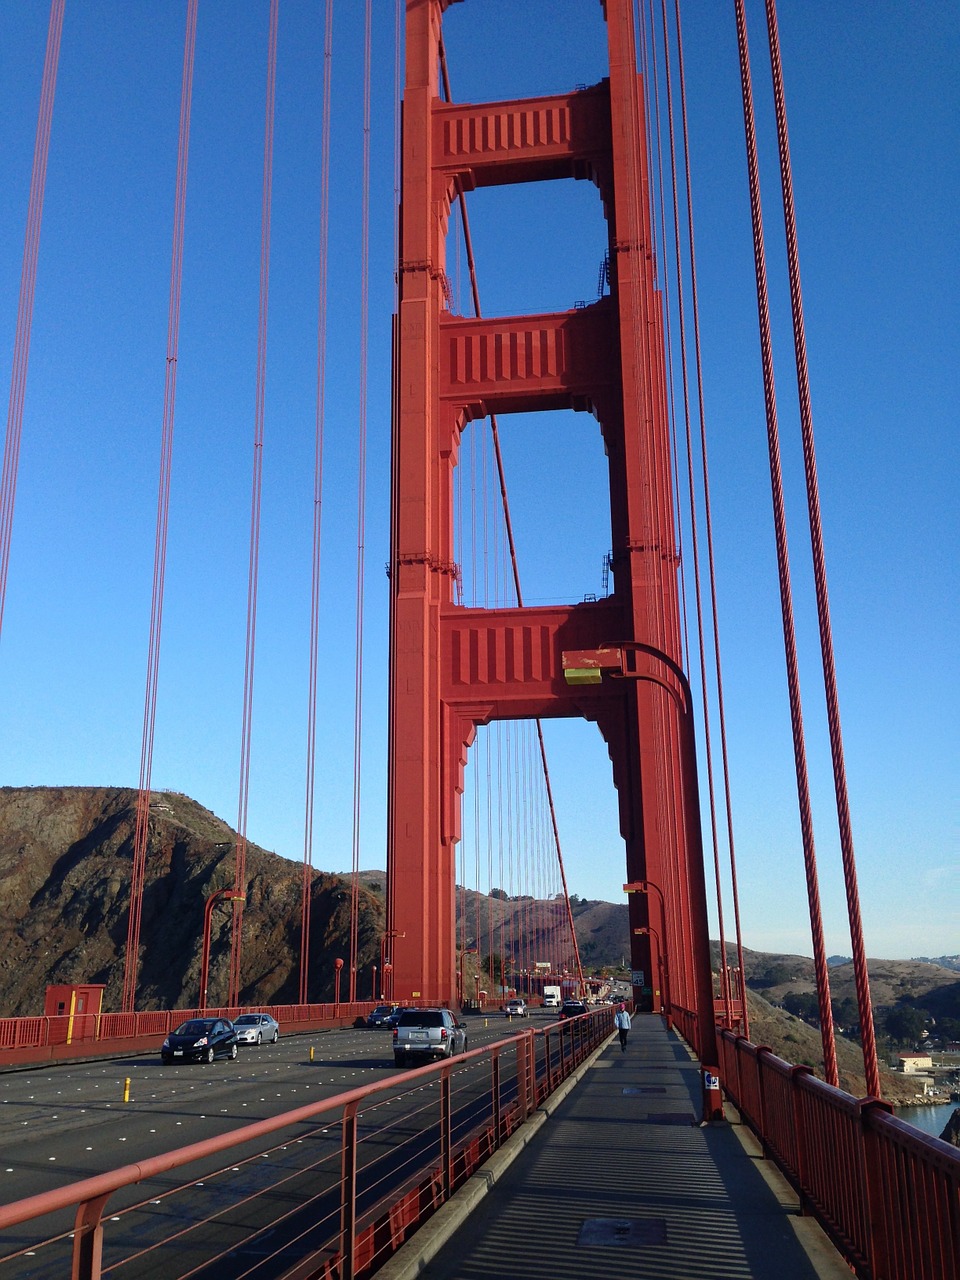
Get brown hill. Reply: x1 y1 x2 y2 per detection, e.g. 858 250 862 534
0 786 383 1016
742 988 922 1105
2 784 956 1106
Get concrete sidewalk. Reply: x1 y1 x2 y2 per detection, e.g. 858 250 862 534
379 1016 850 1280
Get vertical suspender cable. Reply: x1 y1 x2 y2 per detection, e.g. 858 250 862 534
653 0 733 1025
732 0 838 1086
122 0 199 1013
672 0 750 1038
763 0 879 1097
300 0 334 1007
348 0 374 1003
0 0 65 643
229 0 279 1009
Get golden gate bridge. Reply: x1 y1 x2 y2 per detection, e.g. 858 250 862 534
0 2 957 1277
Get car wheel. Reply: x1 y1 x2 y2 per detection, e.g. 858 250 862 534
230 1043 238 1059
394 1054 404 1067
272 1030 279 1043
205 1047 215 1064
161 1055 172 1065
256 1032 262 1045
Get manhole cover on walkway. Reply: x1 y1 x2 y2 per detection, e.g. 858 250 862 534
622 1086 666 1095
578 1218 668 1247
640 1112 693 1125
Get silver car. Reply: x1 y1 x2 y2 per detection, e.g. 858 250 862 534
233 1012 280 1045
392 1008 468 1066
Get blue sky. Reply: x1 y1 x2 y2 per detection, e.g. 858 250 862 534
0 1 956 961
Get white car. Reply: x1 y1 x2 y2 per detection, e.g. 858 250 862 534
504 999 528 1018
233 1012 280 1045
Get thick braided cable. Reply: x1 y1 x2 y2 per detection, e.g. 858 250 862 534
763 0 880 1097
733 0 838 1086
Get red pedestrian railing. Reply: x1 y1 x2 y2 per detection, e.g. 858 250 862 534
0 1007 612 1279
719 1029 960 1280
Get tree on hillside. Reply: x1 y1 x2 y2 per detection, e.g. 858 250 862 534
783 991 820 1024
882 1005 927 1047
483 953 504 987
832 996 860 1034
746 961 804 990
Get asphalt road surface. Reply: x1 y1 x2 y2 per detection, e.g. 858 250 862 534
0 1012 545 1277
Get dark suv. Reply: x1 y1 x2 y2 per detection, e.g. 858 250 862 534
560 999 588 1019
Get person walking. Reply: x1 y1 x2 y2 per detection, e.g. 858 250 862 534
614 1001 631 1052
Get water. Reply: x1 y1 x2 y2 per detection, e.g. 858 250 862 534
896 1101 957 1139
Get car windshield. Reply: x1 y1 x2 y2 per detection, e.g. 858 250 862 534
234 1015 259 1026
371 1006 393 1016
175 1020 215 1036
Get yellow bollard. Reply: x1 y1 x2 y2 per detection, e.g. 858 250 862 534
309 1046 315 1063
123 1077 131 1104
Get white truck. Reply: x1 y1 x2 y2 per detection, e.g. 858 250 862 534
542 985 562 1010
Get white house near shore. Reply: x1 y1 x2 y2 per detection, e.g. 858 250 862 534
897 1052 934 1074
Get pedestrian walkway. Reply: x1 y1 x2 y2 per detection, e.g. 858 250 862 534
379 1016 850 1280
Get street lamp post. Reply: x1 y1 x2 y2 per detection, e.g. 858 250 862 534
334 957 344 1011
624 879 669 1022
372 965 378 1001
379 931 405 1001
457 948 477 1007
383 963 393 1002
200 889 246 1012
633 924 671 1025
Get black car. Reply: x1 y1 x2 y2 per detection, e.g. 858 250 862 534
161 1018 238 1064
366 1004 399 1028
560 999 588 1019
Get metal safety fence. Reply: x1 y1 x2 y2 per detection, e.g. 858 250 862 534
0 1007 612 1279
719 1029 960 1280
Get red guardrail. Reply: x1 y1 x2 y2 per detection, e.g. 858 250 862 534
0 1001 378 1063
720 1029 960 1280
0 1007 613 1278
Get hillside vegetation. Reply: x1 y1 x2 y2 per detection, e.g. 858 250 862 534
0 786 383 1015
1 787 955 1106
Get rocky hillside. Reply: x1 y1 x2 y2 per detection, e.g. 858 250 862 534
2 786 956 1105
0 786 383 1016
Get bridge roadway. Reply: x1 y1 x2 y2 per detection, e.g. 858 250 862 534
0 1013 515 1276
378 1015 851 1280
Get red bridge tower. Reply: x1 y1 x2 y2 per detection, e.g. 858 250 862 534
388 0 716 1063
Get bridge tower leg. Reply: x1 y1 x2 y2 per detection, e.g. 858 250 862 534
387 0 716 1066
